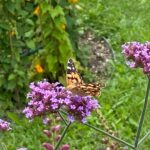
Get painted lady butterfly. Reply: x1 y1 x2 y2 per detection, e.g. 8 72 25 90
66 59 105 96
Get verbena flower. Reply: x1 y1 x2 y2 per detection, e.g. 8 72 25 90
23 80 71 119
23 80 100 123
43 118 51 125
0 119 11 131
66 95 99 123
122 42 150 75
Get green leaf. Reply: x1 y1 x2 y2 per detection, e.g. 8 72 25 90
26 40 35 49
59 43 72 63
46 54 57 72
16 70 25 77
6 80 16 90
0 75 5 87
24 30 34 38
8 74 16 81
7 112 22 125
5 1 15 14
0 22 11 30
41 2 52 14
25 19 34 26
51 6 64 19
43 24 53 38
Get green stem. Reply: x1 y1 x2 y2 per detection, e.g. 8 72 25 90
58 111 68 126
134 76 150 149
85 123 135 149
54 122 71 150
60 109 135 148
138 130 150 146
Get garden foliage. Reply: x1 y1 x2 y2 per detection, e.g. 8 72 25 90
0 0 75 111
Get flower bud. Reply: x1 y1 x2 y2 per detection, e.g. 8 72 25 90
55 135 61 141
60 144 70 150
43 130 52 138
51 125 61 132
101 138 109 144
56 117 62 122
42 143 53 150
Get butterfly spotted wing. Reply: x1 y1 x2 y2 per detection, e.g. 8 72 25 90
66 59 105 96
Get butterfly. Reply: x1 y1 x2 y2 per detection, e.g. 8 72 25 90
66 59 105 96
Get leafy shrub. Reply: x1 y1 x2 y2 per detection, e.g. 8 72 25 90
0 0 77 111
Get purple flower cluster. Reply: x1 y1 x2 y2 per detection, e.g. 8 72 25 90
66 95 99 123
0 119 11 131
122 42 150 75
23 80 100 123
23 80 71 119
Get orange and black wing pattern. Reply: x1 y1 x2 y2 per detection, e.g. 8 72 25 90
66 59 105 96
66 59 83 89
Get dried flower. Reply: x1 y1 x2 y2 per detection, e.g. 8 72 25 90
0 119 11 131
122 42 150 75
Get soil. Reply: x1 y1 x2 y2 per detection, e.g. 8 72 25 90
78 30 114 82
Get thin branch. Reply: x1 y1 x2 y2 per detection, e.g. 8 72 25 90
58 111 68 126
54 122 71 150
138 130 150 146
85 123 135 149
60 109 135 149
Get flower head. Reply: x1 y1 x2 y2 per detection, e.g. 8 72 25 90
0 119 11 131
122 42 150 75
66 95 100 123
23 80 100 123
23 80 71 119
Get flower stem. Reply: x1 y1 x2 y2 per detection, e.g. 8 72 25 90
60 109 135 148
58 111 68 126
85 123 135 149
134 76 150 149
138 130 150 146
54 122 71 150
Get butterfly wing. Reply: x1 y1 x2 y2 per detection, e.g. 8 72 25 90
66 59 83 90
66 59 105 96
76 83 105 96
